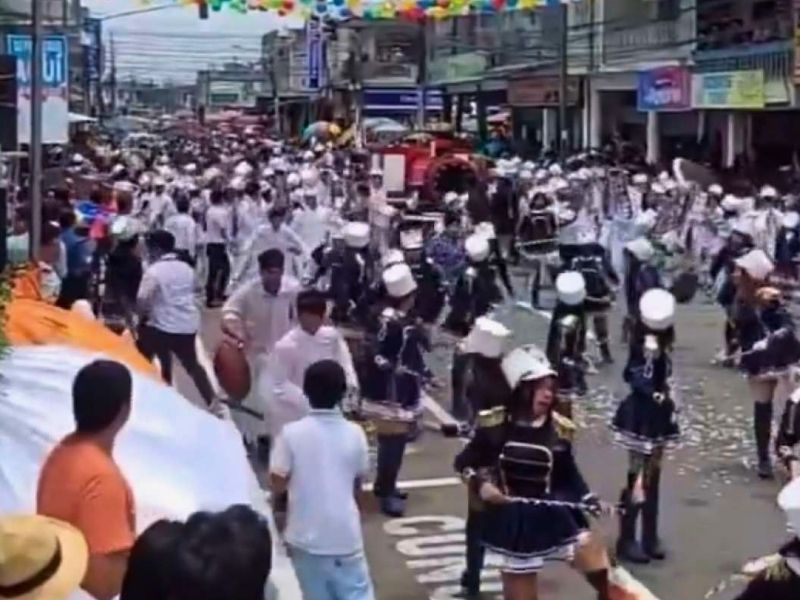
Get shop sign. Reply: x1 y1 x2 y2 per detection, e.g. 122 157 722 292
692 70 765 109
636 66 691 111
428 52 487 85
508 76 579 107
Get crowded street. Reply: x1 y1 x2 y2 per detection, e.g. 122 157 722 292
4 2 800 600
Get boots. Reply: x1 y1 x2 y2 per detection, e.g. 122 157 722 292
585 569 611 600
616 485 650 564
374 433 408 516
754 402 774 479
642 468 666 560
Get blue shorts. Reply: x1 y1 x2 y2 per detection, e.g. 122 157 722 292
289 546 375 600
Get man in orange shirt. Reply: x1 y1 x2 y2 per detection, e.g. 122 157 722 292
37 360 136 600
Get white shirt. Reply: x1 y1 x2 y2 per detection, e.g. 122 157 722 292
232 223 306 285
290 205 333 252
221 275 301 357
164 213 199 257
272 325 359 392
137 254 199 334
206 204 231 245
149 192 176 228
270 409 369 555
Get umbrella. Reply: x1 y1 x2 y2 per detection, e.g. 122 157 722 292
302 121 341 142
673 158 717 188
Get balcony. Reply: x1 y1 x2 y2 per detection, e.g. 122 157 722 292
601 11 695 70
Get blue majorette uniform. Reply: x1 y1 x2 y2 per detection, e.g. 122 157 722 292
612 288 679 565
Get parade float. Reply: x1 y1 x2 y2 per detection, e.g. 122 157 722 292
0 266 300 599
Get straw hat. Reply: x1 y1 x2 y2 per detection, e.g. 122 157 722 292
0 515 88 600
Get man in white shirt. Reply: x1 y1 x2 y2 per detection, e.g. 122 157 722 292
268 289 358 434
270 360 375 600
148 178 176 229
205 189 232 307
222 249 301 442
164 196 199 264
136 230 218 412
232 205 305 287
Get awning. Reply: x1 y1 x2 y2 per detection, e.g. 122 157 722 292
68 112 97 124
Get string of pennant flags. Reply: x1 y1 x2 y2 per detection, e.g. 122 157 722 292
136 0 578 21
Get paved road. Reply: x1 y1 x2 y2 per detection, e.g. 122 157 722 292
173 278 793 600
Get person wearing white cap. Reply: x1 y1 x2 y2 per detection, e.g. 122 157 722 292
731 478 800 599
148 177 176 230
516 189 558 308
622 237 662 341
360 263 427 517
329 221 373 324
454 345 613 599
397 223 447 326
443 232 505 421
451 317 511 597
731 249 800 479
546 271 589 417
611 288 679 565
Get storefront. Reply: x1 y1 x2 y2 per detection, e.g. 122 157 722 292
637 66 698 164
507 74 581 156
362 87 443 121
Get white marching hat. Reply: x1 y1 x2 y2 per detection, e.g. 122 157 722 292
501 345 556 390
778 478 800 538
632 173 649 185
343 221 371 249
286 172 301 187
734 248 774 281
474 221 496 240
465 233 490 262
759 185 778 198
556 271 586 306
383 263 417 298
708 183 723 195
721 194 745 213
381 249 405 269
370 166 383 177
443 191 458 204
639 288 676 331
783 212 800 229
234 161 253 176
463 317 511 358
625 237 655 262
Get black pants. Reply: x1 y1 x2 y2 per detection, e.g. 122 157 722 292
463 506 486 589
136 325 215 405
56 272 90 309
206 243 230 304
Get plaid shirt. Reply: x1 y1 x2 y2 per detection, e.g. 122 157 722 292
425 232 467 293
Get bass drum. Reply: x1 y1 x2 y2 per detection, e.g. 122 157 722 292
423 155 479 206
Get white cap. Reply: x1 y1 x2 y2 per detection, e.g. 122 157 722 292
759 185 778 198
632 173 649 185
555 271 586 306
465 233 490 262
303 150 315 161
651 182 666 195
658 170 670 182
230 176 245 192
474 221 496 240
777 478 800 538
370 166 383 177
111 163 125 175
343 221 370 249
734 248 774 281
112 180 136 193
501 345 556 390
153 176 166 187
462 316 511 358
639 288 676 331
519 169 533 181
70 153 84 164
184 163 197 174
721 194 744 213
625 237 655 262
550 178 569 193
383 263 417 298
286 172 301 187
548 164 563 176
262 167 275 178
381 249 405 269
234 161 253 176
443 191 458 204
301 168 317 186
534 169 549 182
783 212 800 229
708 183 723 195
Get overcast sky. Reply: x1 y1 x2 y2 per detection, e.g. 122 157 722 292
83 0 301 83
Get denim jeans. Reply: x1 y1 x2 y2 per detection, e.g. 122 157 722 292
289 546 375 600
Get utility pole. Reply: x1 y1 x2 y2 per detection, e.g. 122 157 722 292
558 1 569 158
416 19 427 130
29 0 43 260
110 32 117 116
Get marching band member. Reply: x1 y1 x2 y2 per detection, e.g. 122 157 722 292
444 233 504 421
733 479 800 599
398 225 447 327
454 345 612 600
361 263 429 517
454 317 512 598
516 189 558 308
329 221 373 325
776 389 800 480
612 288 680 564
731 250 800 479
622 237 662 342
546 271 588 418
